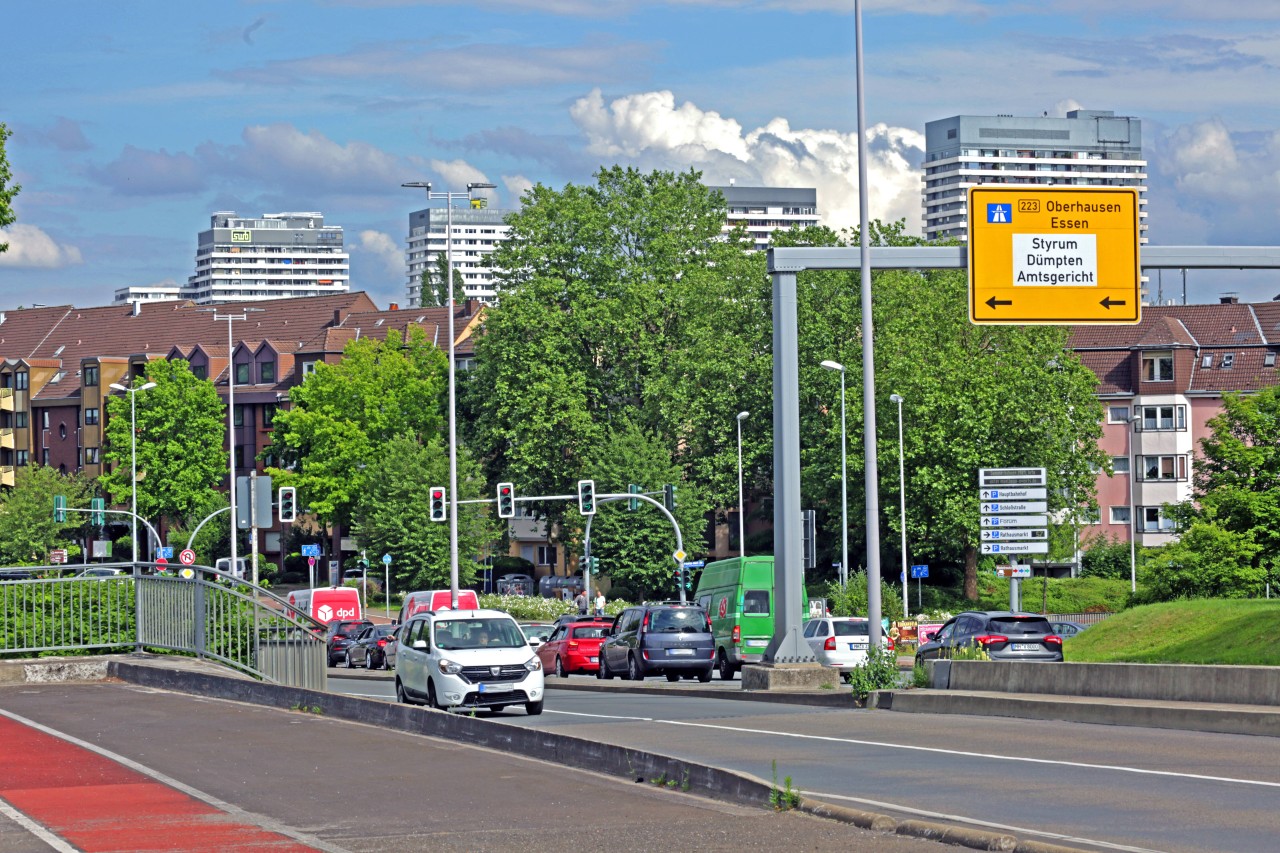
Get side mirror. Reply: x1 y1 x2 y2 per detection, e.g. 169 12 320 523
413 639 427 650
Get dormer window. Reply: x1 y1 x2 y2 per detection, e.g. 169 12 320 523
1201 355 1213 368
1266 352 1277 368
235 362 250 384
260 361 276 383
1141 351 1174 382
192 365 207 381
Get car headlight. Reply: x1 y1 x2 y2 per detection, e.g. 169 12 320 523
524 657 542 672
436 659 464 675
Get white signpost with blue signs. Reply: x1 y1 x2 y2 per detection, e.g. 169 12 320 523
979 468 1048 611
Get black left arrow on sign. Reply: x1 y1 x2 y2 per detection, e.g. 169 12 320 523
1100 296 1127 309
985 296 1012 310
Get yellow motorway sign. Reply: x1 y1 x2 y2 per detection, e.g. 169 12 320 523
968 186 1140 325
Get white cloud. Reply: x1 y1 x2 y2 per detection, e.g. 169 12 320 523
0 224 84 268
354 230 405 280
428 158 492 191
502 174 535 202
569 88 924 233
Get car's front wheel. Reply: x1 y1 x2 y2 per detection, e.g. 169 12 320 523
526 699 544 716
599 655 614 680
344 651 353 668
697 667 713 683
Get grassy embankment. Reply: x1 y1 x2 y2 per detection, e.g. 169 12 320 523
1065 599 1280 666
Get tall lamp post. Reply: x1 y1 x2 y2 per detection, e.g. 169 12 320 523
403 180 496 608
1128 414 1138 593
736 411 749 559
204 307 263 581
108 380 157 563
889 393 908 618
820 361 849 587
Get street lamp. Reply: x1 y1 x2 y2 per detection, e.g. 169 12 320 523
1127 413 1138 593
108 380 157 563
736 411 749 559
889 393 908 618
820 361 849 587
203 307 264 581
403 179 497 608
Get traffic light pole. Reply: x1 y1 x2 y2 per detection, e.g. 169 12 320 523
580 493 686 603
59 507 162 563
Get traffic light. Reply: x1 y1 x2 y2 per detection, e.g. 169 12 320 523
674 563 685 590
628 483 640 511
497 482 515 518
801 509 817 570
90 497 105 526
589 556 601 575
663 483 677 512
429 487 447 522
577 479 596 515
53 495 67 523
278 486 297 523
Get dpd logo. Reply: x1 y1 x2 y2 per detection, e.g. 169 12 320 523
335 607 356 619
317 604 333 622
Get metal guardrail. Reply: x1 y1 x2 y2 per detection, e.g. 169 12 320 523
0 562 327 690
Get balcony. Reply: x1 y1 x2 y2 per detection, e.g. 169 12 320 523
0 388 12 411
0 428 12 449
0 465 12 487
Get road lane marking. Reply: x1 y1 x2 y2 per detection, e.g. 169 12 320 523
0 796 78 853
547 709 1280 789
0 708 350 853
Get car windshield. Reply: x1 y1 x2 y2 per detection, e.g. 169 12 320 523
374 625 396 638
832 621 870 637
521 625 553 641
990 617 1053 635
649 609 705 633
572 626 607 639
436 618 527 650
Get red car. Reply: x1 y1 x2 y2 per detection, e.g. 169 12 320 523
537 620 611 677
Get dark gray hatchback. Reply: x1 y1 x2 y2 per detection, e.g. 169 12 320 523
914 611 1064 665
598 604 715 682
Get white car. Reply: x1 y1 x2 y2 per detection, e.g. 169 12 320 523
803 617 894 678
395 608 544 715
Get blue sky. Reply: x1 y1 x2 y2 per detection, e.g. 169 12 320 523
5 0 1280 309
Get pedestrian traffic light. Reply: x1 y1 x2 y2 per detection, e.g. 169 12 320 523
663 483 677 512
278 486 297 523
429 486 447 522
497 482 515 518
628 483 640 511
53 495 67 523
90 497 105 526
577 479 596 515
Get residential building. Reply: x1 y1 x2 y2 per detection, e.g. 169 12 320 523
405 205 511 307
112 283 183 307
922 110 1147 245
185 212 351 304
709 185 819 250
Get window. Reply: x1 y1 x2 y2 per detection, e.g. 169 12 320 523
742 591 771 615
84 447 99 464
262 403 277 427
1141 351 1174 382
58 423 66 439
536 545 556 566
1201 355 1213 369
42 411 49 429
1107 406 1130 424
301 361 317 376
43 449 50 466
1136 405 1186 432
84 365 99 387
1140 455 1187 481
1112 456 1130 474
14 372 28 391
192 365 207 381
15 449 28 466
84 408 99 426
1266 352 1277 368
14 411 26 428
1220 353 1235 369
260 361 276 383
235 362 250 384
1084 507 1101 525
1109 506 1131 525
233 405 246 427
1141 506 1177 532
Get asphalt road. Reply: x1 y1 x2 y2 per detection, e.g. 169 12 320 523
0 681 961 853
333 673 1280 853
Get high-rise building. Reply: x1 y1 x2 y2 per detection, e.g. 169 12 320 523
185 212 350 304
922 110 1147 244
710 185 819 250
405 206 511 307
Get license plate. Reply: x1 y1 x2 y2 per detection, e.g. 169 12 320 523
1011 643 1039 651
589 656 598 662
847 642 868 650
669 648 694 656
477 683 488 693
745 639 769 648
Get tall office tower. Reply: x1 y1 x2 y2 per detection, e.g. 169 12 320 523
185 212 351 304
405 205 511 307
922 110 1147 244
710 185 820 250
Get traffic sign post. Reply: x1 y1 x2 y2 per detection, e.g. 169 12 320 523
381 553 392 621
978 468 1049 610
968 186 1140 325
910 564 928 609
179 548 197 566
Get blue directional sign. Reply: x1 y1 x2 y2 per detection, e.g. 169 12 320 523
156 546 174 560
382 553 392 565
300 544 321 557
910 564 929 579
683 560 705 569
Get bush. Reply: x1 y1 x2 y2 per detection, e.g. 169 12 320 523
278 571 304 585
845 645 900 701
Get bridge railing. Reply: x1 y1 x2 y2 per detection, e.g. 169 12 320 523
0 563 327 690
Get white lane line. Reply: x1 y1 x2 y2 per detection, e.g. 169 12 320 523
0 708 351 853
548 708 1278 789
805 789 1166 853
0 795 78 853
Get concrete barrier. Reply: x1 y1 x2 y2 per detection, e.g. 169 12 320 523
934 660 1280 706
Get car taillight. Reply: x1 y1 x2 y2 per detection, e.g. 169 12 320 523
567 640 579 649
975 634 1008 646
1045 635 1063 646
731 625 741 645
377 639 387 647
824 636 836 651
642 614 650 630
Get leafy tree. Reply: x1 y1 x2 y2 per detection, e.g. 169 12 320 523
266 327 448 534
350 434 495 591
1080 534 1133 580
420 252 466 308
100 360 227 530
0 466 93 565
1138 522 1263 601
0 122 19 253
1164 385 1280 595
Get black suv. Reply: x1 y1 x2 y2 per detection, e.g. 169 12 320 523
325 619 374 667
914 611 1063 665
598 603 714 682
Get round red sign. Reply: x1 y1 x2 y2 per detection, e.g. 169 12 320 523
718 597 728 619
179 549 197 566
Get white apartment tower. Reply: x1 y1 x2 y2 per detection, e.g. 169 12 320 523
710 185 819 250
186 212 351 304
405 205 511 307
922 110 1147 243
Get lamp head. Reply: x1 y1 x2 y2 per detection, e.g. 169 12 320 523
467 182 497 191
139 382 158 391
820 360 845 373
109 383 127 392
890 393 904 404
736 411 749 422
401 181 432 190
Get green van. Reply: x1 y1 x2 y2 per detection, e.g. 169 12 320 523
693 556 806 680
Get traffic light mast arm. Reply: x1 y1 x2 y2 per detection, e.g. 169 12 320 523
58 506 163 553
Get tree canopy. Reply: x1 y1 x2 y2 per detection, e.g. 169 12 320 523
0 466 93 565
0 122 18 253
